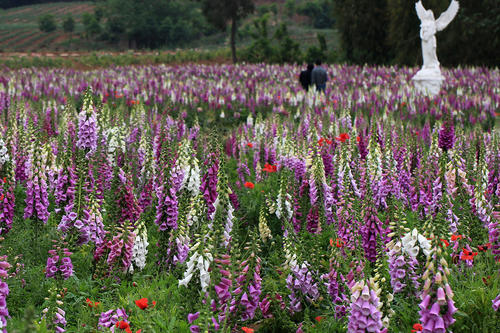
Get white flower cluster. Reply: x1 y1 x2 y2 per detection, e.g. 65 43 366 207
276 192 293 221
223 203 234 248
178 244 212 292
130 224 148 273
401 228 432 258
103 127 126 165
177 139 200 195
0 138 10 166
259 207 272 242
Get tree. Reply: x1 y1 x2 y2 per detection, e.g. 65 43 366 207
82 13 101 39
62 15 75 34
199 0 255 63
102 0 211 49
38 14 56 33
297 0 335 29
334 0 392 64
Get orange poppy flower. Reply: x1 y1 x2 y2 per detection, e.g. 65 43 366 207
244 182 255 189
242 327 254 333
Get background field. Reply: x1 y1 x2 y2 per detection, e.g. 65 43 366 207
0 0 340 54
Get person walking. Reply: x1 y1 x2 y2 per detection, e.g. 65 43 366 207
311 59 328 93
299 63 314 91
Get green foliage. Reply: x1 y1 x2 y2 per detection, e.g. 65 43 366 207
38 13 57 33
296 0 335 29
199 0 255 62
305 33 336 64
82 12 101 38
62 15 75 34
285 0 296 17
243 16 301 64
102 0 213 49
334 0 392 64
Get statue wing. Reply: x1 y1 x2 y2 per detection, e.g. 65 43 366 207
436 0 459 31
415 1 427 21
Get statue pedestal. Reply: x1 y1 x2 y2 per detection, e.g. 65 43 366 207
411 67 444 96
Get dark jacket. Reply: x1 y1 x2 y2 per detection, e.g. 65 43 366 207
299 65 314 91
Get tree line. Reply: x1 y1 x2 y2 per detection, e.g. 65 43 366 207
0 0 82 9
8 0 499 66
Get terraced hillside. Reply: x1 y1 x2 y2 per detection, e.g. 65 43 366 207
0 1 96 52
0 0 339 55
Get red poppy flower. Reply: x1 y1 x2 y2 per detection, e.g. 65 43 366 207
315 316 324 323
318 138 324 147
411 323 423 332
335 238 345 248
478 243 491 252
356 136 361 143
451 235 463 241
336 133 350 143
263 163 277 173
482 276 491 285
329 238 334 247
247 143 253 148
242 327 254 333
135 298 149 310
2 177 6 183
460 248 478 261
85 298 100 308
0 194 4 201
244 182 255 189
116 321 132 333
439 239 450 247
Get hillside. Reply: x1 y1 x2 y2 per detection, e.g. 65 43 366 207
0 1 97 52
0 0 339 55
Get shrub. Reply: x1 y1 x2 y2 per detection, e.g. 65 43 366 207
62 15 75 34
38 14 57 33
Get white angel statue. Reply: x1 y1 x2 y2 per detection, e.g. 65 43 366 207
412 0 459 96
416 0 459 70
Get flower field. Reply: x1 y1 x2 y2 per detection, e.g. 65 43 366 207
0 63 499 332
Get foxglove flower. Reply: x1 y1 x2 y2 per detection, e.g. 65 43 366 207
348 280 385 333
77 94 98 154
